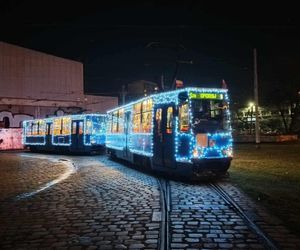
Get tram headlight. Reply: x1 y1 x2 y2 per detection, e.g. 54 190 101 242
222 147 233 157
193 147 203 158
208 139 216 147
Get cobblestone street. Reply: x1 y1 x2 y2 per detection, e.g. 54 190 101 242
0 152 300 249
0 153 160 249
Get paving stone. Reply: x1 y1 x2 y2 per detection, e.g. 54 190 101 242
0 154 160 249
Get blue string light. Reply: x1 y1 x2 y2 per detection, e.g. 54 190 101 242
23 114 106 147
106 87 233 162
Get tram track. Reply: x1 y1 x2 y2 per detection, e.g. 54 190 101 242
158 177 279 250
209 182 279 250
157 178 170 250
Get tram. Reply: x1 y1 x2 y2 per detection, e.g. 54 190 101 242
22 114 106 154
106 87 233 177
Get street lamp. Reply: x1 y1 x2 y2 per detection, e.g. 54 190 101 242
248 102 254 135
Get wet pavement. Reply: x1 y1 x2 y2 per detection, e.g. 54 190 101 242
0 151 300 249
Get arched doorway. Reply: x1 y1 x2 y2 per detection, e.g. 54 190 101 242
3 117 10 128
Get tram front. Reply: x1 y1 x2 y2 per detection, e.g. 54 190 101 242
176 89 233 176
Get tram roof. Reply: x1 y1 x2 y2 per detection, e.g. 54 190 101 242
22 113 106 123
107 87 229 113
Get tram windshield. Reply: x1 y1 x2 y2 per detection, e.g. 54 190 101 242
191 99 228 133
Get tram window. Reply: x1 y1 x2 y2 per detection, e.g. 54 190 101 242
38 120 46 135
166 107 173 134
112 111 118 133
141 99 152 133
53 118 62 135
118 109 124 133
32 122 38 135
62 117 71 135
156 108 162 134
25 122 32 136
179 102 189 132
108 114 113 133
86 120 92 134
133 103 142 133
78 121 83 135
72 122 77 134
47 124 52 135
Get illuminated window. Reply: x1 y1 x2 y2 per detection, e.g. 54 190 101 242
108 114 113 133
53 117 71 135
132 102 142 133
47 123 52 135
78 121 83 135
156 108 162 135
62 117 71 135
179 102 189 132
72 122 77 134
26 122 32 135
166 107 173 134
53 118 62 135
86 120 92 134
118 109 124 133
112 111 118 133
38 120 46 135
32 122 38 135
141 99 152 133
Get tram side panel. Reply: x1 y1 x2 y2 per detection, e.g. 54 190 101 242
23 114 106 154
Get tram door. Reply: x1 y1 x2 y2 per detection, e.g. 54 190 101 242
46 123 52 147
125 111 131 157
153 105 175 168
71 120 84 151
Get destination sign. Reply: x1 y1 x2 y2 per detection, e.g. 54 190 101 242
189 92 224 100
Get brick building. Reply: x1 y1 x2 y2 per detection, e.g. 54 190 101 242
0 41 118 128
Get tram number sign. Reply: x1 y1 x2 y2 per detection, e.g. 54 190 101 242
189 92 224 100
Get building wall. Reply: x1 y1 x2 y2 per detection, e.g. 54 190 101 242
0 41 83 101
0 128 23 150
0 42 118 129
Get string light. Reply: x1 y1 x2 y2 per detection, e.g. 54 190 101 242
106 87 233 162
23 114 106 147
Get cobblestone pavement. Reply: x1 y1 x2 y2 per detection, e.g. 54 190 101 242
168 179 300 249
0 153 160 249
169 181 265 249
1 152 300 249
0 152 68 201
218 180 300 249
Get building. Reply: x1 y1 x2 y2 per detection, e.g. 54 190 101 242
124 80 158 104
0 41 118 128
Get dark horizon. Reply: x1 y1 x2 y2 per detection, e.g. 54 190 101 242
1 1 299 105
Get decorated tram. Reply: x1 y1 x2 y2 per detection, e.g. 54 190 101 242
106 87 233 177
22 114 106 154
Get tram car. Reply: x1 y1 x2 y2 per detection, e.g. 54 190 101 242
22 114 106 154
106 87 233 177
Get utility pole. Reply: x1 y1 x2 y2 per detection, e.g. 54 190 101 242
254 48 261 145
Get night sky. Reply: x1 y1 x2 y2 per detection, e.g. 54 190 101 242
1 1 300 106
